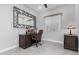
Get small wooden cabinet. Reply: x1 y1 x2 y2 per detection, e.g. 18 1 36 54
64 35 78 51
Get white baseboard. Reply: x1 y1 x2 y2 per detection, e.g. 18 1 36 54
43 39 79 50
43 39 63 44
0 44 18 53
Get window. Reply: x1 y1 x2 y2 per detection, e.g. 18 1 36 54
45 14 62 32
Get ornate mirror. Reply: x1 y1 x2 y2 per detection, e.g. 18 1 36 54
13 7 36 28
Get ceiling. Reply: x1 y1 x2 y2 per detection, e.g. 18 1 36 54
24 4 65 13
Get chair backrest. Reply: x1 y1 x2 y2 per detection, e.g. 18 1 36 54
37 30 43 41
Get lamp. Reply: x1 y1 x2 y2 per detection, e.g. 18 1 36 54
67 25 75 35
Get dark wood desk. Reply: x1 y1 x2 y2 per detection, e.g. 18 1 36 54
64 35 78 51
19 33 40 49
19 34 32 49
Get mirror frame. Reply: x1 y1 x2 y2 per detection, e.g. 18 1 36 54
13 6 36 29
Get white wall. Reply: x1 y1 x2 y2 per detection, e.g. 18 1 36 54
0 4 38 51
37 5 75 43
75 4 79 48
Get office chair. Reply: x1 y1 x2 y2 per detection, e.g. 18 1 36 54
31 30 43 47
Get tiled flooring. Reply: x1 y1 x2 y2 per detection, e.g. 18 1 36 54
0 40 79 55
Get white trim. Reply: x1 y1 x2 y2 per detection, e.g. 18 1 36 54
43 39 63 44
43 39 79 50
0 45 18 53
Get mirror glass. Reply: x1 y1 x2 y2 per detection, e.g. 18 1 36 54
18 14 33 26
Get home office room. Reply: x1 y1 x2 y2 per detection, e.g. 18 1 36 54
0 0 79 59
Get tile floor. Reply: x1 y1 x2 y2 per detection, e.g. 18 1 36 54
0 40 79 55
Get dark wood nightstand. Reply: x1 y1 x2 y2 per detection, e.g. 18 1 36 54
64 35 78 51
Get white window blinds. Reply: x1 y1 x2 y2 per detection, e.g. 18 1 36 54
45 14 61 32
